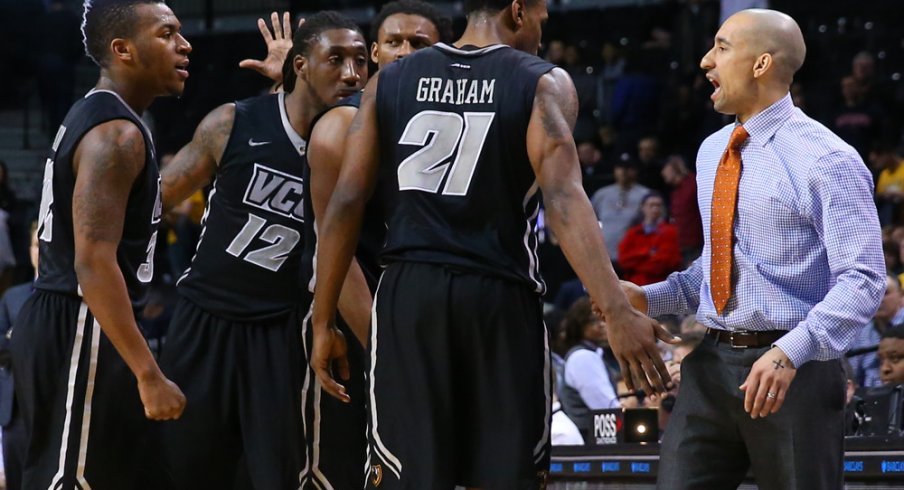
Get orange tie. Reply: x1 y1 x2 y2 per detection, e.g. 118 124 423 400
710 125 749 315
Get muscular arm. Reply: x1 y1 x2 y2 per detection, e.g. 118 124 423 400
308 106 373 348
526 68 676 394
526 69 631 316
310 74 382 400
160 103 234 211
72 121 183 419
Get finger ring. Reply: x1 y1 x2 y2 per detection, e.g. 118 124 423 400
767 392 777 399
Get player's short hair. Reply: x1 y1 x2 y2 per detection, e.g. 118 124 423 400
282 11 363 93
82 0 163 67
882 325 904 341
464 0 538 15
370 0 454 44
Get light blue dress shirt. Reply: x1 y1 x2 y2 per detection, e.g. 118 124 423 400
643 94 885 368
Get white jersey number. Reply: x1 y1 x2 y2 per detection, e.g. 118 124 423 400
397 111 495 196
226 213 301 272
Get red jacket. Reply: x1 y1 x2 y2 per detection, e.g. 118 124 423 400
618 222 682 285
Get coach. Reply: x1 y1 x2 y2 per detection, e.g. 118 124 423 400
623 9 885 489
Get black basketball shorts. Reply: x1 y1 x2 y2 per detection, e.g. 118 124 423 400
9 290 150 490
365 261 551 490
157 296 305 490
296 302 368 490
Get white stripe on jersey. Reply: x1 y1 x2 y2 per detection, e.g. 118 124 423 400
521 181 544 293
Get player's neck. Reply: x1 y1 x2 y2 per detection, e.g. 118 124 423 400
283 88 324 141
95 71 153 114
455 14 510 49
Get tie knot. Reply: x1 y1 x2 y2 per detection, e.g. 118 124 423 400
729 125 749 150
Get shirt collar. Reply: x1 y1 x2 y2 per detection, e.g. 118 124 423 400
893 306 904 326
737 93 794 147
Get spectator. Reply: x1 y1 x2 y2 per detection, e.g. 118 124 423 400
830 75 883 160
544 39 565 65
636 135 668 195
610 51 661 144
878 325 904 386
592 154 650 262
551 388 583 446
577 139 609 196
559 298 621 440
0 161 16 295
662 155 703 264
886 239 904 277
850 274 904 388
618 192 682 286
553 278 587 313
0 222 37 490
594 42 625 124
873 145 904 226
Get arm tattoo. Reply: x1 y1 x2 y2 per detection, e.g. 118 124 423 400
772 359 785 370
538 72 579 139
75 126 144 242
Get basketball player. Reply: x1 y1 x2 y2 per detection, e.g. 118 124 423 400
155 11 367 489
298 2 451 488
310 0 676 487
9 1 190 488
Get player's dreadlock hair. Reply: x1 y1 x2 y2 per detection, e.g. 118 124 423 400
282 11 363 93
464 0 538 15
82 0 163 67
370 0 454 44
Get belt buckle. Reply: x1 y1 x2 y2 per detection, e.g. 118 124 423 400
727 330 754 349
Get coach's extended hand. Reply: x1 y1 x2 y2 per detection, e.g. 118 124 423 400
311 321 351 403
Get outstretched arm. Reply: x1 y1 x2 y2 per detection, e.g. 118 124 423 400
72 120 185 420
160 103 234 211
308 106 373 348
310 74 382 402
526 68 677 395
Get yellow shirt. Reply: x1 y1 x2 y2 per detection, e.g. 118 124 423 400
877 160 904 195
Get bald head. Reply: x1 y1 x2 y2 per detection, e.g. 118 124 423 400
729 9 806 84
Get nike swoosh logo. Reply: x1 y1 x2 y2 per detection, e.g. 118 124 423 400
248 138 271 147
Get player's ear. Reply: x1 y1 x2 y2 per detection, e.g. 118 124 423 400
510 0 526 29
370 41 379 65
110 38 133 63
294 54 307 81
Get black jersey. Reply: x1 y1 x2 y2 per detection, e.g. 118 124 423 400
301 92 386 294
34 89 161 310
376 43 555 294
177 93 308 321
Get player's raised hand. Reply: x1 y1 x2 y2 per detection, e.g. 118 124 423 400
604 304 680 395
137 373 186 420
310 321 351 403
238 11 304 83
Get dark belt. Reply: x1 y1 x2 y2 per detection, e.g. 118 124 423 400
705 328 787 349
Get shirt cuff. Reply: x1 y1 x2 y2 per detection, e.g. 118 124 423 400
773 326 818 369
641 281 675 318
